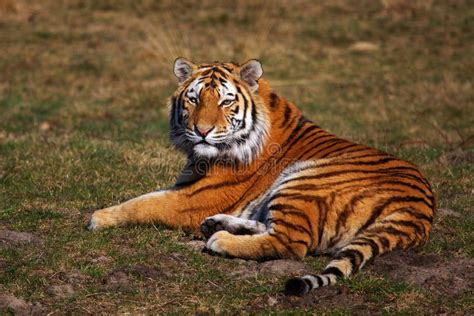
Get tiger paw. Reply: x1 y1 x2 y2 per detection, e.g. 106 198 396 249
87 207 120 231
200 214 229 239
205 230 234 257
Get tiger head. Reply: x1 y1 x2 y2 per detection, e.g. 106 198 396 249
169 58 269 164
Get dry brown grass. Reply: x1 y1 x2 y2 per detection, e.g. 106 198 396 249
0 0 17 14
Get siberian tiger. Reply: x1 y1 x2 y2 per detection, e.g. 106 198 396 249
88 58 435 296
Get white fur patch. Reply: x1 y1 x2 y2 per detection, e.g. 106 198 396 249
205 214 266 233
194 143 220 157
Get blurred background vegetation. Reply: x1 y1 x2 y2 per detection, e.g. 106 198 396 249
0 0 472 313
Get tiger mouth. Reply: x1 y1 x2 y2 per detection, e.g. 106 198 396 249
196 140 212 145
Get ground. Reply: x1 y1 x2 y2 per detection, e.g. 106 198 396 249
0 0 473 314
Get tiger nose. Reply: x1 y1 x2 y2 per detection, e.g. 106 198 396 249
194 125 214 138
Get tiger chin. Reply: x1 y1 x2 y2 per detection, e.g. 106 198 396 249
88 58 435 296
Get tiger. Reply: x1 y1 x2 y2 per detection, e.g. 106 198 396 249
88 58 435 296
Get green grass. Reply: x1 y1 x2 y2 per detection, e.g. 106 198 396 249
0 0 473 313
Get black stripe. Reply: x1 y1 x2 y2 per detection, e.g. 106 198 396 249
282 175 387 192
335 147 375 158
268 231 301 258
237 86 248 130
221 65 233 72
315 197 329 247
174 90 186 125
332 190 388 240
335 186 430 211
279 166 427 187
357 196 432 235
268 207 313 245
319 143 360 158
325 157 398 167
367 225 413 240
282 112 299 132
271 219 312 236
272 229 311 248
250 99 257 130
230 104 240 115
270 205 311 221
200 69 212 76
371 234 390 250
280 103 292 128
296 135 336 159
271 192 317 203
368 179 432 200
303 278 313 289
338 151 388 160
394 207 433 223
269 92 279 109
211 67 228 77
322 266 344 278
382 219 426 235
310 139 349 158
334 249 364 274
280 119 317 149
174 176 203 188
314 275 324 287
351 239 380 257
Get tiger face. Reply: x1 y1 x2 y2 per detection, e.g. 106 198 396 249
170 58 269 164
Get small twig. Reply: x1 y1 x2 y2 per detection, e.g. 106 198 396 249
205 279 222 289
79 306 92 314
393 139 432 151
459 134 474 150
157 298 179 308
84 292 107 298
419 118 450 147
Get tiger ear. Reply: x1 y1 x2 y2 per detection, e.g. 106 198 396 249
239 59 263 92
174 57 196 83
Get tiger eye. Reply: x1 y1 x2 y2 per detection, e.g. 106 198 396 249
222 100 233 106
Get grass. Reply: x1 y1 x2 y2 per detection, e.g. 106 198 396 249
0 0 473 313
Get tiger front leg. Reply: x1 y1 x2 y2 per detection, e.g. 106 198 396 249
88 190 209 231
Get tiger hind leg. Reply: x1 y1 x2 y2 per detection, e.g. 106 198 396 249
285 220 425 296
200 214 266 239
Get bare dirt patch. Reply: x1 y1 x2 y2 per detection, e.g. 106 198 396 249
103 270 131 292
274 285 367 311
369 251 473 297
258 260 310 277
47 284 75 298
122 264 169 280
0 229 42 247
103 264 168 292
439 148 474 165
181 239 206 252
0 294 44 315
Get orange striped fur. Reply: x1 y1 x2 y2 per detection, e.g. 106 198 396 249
88 59 435 296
